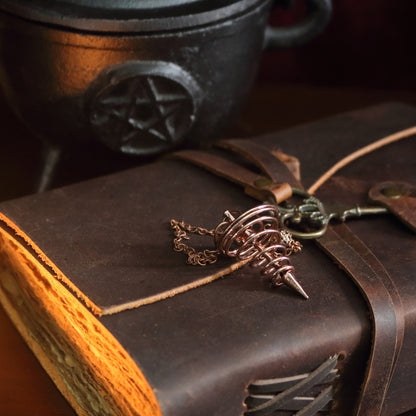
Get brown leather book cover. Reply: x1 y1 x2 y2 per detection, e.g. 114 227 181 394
0 103 415 416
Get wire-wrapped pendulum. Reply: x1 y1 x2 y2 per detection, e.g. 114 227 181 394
214 204 309 299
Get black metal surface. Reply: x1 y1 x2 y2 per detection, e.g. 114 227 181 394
0 0 262 32
0 0 332 190
0 0 272 157
87 61 202 155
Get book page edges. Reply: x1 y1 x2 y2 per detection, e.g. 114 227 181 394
0 224 161 416
0 212 102 316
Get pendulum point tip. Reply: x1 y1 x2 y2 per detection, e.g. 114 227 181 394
284 272 309 300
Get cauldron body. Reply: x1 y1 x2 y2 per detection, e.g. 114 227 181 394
0 0 331 157
0 2 270 156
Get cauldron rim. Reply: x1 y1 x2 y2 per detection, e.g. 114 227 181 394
0 0 267 33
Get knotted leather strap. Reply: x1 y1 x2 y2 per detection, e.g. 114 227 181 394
173 139 405 415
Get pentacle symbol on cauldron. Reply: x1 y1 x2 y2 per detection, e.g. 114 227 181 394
88 61 201 156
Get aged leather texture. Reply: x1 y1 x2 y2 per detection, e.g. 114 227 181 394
0 102 415 416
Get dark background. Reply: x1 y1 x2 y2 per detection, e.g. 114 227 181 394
230 0 416 139
263 0 416 90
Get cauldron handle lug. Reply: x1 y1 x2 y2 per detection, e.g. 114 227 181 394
264 0 332 49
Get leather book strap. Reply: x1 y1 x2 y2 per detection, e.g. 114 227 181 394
215 139 303 189
369 181 416 232
316 224 404 416
172 139 299 203
173 138 405 415
171 149 288 203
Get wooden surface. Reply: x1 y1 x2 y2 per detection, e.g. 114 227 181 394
1 82 416 415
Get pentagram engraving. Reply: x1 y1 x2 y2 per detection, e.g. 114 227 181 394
89 62 200 156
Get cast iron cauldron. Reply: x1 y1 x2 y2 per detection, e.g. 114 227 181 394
0 0 331 177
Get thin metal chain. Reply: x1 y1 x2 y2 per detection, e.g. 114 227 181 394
279 229 302 255
171 218 301 265
170 219 219 266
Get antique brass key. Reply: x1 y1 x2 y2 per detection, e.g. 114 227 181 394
278 188 389 239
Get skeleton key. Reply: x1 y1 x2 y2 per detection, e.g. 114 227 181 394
278 187 393 239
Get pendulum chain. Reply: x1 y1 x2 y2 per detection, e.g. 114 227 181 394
170 219 219 266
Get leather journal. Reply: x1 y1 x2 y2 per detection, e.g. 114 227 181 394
0 102 415 416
